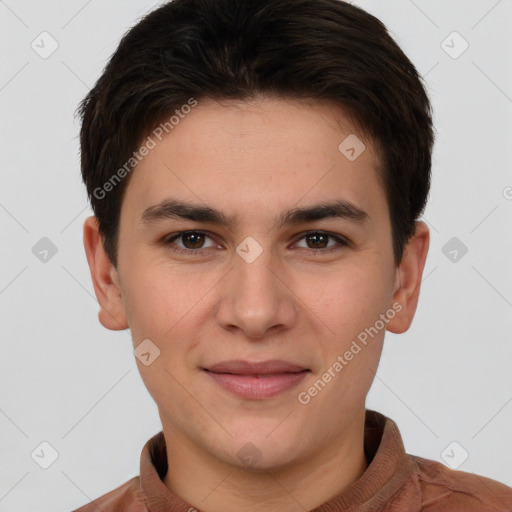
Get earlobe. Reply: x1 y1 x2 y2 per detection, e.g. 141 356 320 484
386 221 430 334
83 216 129 331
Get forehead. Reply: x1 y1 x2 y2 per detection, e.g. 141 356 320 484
120 96 386 226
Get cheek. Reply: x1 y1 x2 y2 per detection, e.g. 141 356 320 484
123 265 214 389
297 263 390 336
295 270 387 423
122 264 197 340
125 269 203 410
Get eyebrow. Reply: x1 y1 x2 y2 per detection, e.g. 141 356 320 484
140 198 370 230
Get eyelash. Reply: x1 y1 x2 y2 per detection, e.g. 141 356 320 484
162 230 350 256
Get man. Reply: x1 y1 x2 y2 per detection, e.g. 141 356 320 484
75 0 512 510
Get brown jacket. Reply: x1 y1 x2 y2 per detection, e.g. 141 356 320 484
73 410 512 511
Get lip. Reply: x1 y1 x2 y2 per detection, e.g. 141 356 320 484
203 359 310 400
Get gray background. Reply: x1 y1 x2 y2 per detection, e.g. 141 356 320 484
0 1 511 511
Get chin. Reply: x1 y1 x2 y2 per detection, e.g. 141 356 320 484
213 421 310 471
227 443 301 472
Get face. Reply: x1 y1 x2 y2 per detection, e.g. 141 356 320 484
85 96 427 472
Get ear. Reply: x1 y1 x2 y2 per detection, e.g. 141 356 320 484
386 221 430 334
83 216 128 331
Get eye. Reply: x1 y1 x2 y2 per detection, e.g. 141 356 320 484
161 230 349 256
163 231 218 255
293 231 349 253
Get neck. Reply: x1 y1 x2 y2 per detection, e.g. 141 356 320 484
162 409 368 512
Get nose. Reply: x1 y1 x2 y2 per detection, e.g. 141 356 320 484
215 244 298 340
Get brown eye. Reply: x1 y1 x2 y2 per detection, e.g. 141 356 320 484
163 230 348 257
164 231 217 255
295 231 348 252
181 232 206 249
305 233 329 249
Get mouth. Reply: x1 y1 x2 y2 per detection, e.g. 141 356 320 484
202 360 311 400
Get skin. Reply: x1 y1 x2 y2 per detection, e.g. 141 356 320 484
83 96 429 512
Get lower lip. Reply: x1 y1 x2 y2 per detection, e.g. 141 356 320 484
204 370 309 399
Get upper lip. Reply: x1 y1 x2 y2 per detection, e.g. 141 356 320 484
204 359 309 375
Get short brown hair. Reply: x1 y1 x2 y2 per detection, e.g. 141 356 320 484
78 0 434 267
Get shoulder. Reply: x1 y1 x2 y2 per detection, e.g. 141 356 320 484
72 476 147 512
409 454 512 511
